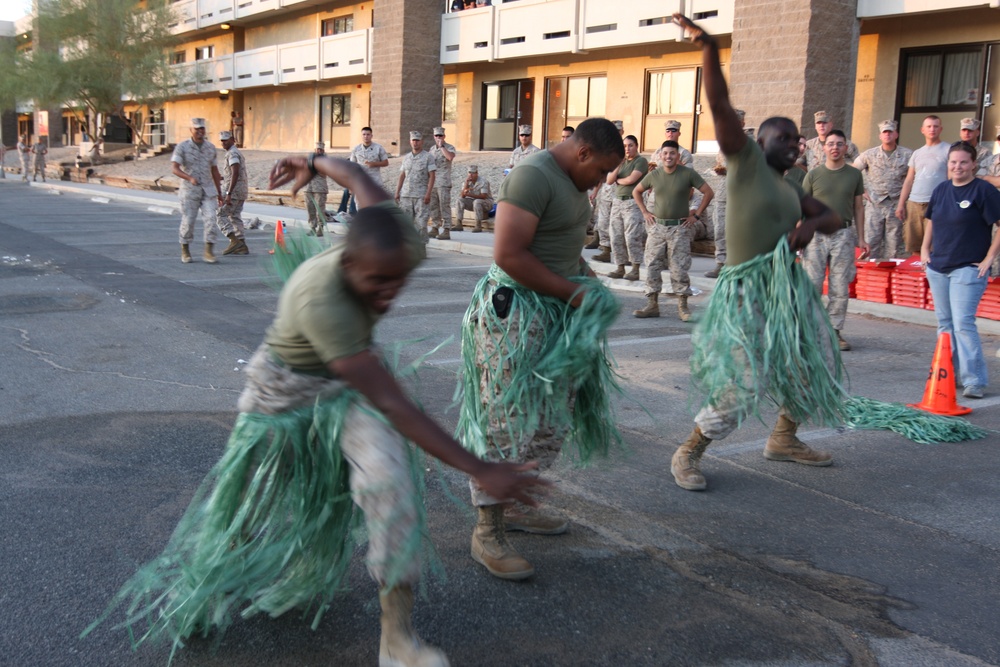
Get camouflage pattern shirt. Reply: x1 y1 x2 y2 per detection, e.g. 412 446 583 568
853 144 912 202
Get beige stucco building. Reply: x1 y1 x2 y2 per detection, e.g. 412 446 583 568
5 0 1000 157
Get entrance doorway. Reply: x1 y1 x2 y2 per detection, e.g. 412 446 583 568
481 78 534 151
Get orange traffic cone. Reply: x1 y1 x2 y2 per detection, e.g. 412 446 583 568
268 220 285 255
908 332 972 416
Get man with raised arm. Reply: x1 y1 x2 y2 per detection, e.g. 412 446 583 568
668 14 845 493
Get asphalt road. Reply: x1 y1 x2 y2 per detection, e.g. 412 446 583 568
1 181 999 667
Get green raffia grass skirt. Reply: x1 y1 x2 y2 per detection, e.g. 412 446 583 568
692 239 987 443
84 391 432 658
455 264 625 465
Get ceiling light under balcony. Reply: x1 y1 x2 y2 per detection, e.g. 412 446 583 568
220 23 231 30
219 89 231 95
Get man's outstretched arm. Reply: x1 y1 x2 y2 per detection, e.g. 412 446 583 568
672 13 746 156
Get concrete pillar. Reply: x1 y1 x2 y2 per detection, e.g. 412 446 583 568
728 0 860 138
370 0 443 154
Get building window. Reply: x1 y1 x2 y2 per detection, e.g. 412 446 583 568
320 94 351 143
194 45 214 60
322 15 354 36
647 69 696 116
901 46 983 109
566 75 606 118
170 51 186 65
442 86 458 122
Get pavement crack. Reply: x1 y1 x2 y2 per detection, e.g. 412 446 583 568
6 326 239 394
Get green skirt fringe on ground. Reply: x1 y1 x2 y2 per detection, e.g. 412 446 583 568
456 264 625 465
84 393 431 658
692 238 985 443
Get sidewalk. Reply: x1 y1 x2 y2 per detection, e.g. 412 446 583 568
17 178 997 335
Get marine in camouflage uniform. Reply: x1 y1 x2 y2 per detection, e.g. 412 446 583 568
170 119 223 263
304 142 329 235
805 111 859 171
853 119 911 259
427 127 456 239
632 140 714 321
17 136 30 182
958 118 994 177
508 124 540 169
216 131 250 255
454 164 493 232
30 141 47 182
394 131 437 244
801 132 868 350
606 136 648 281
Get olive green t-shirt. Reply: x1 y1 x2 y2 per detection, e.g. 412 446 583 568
497 150 591 279
801 164 864 224
639 166 705 220
264 202 423 373
784 166 806 188
615 155 649 199
726 138 805 266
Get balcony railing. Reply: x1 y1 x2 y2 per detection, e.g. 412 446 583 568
169 0 331 33
170 29 372 93
442 0 733 65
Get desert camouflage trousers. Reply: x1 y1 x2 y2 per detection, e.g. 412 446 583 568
237 344 421 584
801 226 858 332
610 198 646 265
643 221 693 296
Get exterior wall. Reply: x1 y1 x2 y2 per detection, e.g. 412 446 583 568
244 12 314 49
164 98 234 145
449 43 726 153
730 0 860 139
852 7 1000 152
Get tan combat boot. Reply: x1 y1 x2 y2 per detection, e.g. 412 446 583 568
584 235 600 249
203 243 218 264
592 246 611 263
764 415 833 466
671 426 711 491
633 294 660 318
471 505 534 580
836 331 851 351
677 295 692 322
607 264 626 279
453 220 464 232
437 229 451 241
428 226 439 239
222 233 250 256
504 504 569 535
471 220 483 233
704 262 725 279
379 585 450 667
624 265 640 281
180 244 192 264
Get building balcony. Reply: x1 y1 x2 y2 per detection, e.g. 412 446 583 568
169 0 337 34
441 0 733 65
170 28 371 94
856 0 993 18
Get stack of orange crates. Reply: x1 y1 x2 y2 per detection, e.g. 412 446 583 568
854 259 895 304
891 256 929 309
976 277 1000 320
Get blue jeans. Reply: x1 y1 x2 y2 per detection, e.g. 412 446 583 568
336 188 357 215
925 265 989 388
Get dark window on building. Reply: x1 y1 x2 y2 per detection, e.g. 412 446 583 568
901 46 984 109
322 15 354 36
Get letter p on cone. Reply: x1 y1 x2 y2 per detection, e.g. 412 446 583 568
908 332 972 416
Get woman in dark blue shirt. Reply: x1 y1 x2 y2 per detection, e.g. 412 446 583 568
921 141 1000 398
